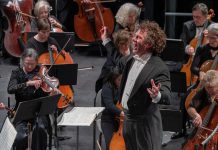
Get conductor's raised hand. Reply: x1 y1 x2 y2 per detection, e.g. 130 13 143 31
100 26 110 41
147 79 161 99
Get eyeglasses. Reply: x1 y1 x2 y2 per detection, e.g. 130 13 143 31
23 61 37 67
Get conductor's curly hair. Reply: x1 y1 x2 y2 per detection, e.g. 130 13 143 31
139 21 166 55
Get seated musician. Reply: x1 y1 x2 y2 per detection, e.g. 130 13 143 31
31 0 66 32
114 3 141 32
95 26 131 93
180 3 212 58
191 23 218 81
26 18 64 57
101 68 124 150
7 48 57 150
187 70 218 127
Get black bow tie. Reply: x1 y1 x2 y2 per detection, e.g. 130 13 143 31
196 25 204 28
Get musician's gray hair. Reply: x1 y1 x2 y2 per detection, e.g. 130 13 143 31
207 23 218 36
34 0 51 17
20 48 38 67
115 3 140 28
203 70 218 87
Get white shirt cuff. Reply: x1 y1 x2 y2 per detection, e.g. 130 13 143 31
152 91 161 103
102 38 111 46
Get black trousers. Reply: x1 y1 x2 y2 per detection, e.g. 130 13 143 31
123 114 162 150
14 116 48 150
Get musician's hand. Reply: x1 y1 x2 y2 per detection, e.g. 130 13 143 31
49 17 62 29
27 80 42 89
138 1 143 7
203 29 208 37
0 102 5 109
186 45 195 55
100 26 110 41
50 87 60 96
147 79 161 99
193 113 202 127
61 50 67 56
120 111 124 117
82 0 92 4
50 45 58 53
6 1 18 11
199 71 206 81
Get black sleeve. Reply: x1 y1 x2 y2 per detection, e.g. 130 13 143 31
190 46 203 76
7 70 26 94
101 83 121 116
180 23 189 47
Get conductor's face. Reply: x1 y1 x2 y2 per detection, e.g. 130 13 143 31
23 57 37 73
132 29 151 56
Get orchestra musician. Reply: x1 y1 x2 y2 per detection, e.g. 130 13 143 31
120 21 171 150
31 0 66 32
191 23 218 80
172 3 213 139
187 70 218 127
26 18 62 56
95 26 131 93
7 48 56 150
180 3 212 57
101 68 124 150
114 3 141 32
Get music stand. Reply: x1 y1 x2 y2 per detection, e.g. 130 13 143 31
26 32 75 52
160 38 185 62
13 94 61 150
44 63 78 85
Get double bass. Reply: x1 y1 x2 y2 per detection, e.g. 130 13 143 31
74 0 114 42
2 0 33 57
180 9 215 86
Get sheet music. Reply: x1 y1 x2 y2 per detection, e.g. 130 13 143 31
58 107 104 126
0 117 17 150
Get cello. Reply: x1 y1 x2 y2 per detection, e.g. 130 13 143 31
38 46 74 109
109 102 126 150
183 99 218 150
180 9 215 86
74 0 114 42
2 0 33 57
185 54 218 110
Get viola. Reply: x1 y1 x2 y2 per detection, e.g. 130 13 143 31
180 9 215 86
38 50 74 109
74 0 114 42
1 0 33 57
0 102 15 118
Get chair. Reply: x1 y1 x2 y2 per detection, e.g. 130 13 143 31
94 89 103 150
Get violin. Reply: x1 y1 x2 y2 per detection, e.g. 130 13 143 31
74 0 114 42
38 49 74 109
0 102 15 118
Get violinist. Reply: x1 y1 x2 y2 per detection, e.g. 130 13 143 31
101 68 124 150
191 23 218 80
31 0 66 32
180 3 212 57
26 18 62 57
114 3 141 32
187 70 218 127
7 48 52 150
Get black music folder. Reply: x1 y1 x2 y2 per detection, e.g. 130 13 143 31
45 63 78 85
13 94 61 124
160 38 185 62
